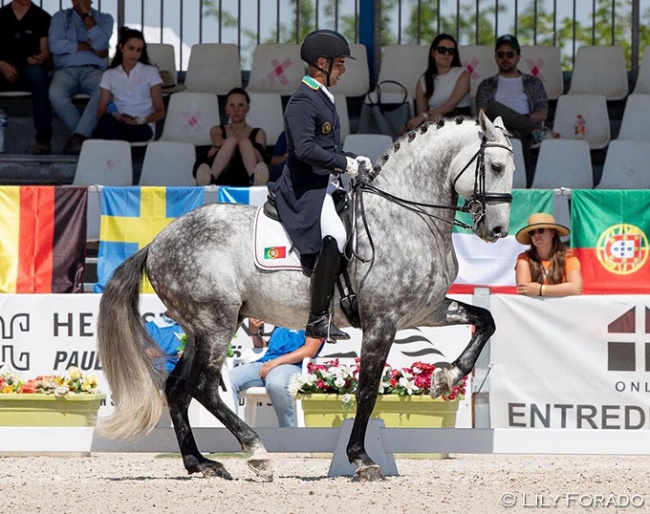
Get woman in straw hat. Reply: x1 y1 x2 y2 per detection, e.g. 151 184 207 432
515 212 583 297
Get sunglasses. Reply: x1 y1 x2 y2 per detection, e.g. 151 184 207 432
496 50 516 59
528 228 547 236
435 46 456 56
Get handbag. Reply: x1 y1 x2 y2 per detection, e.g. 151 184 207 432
358 80 411 139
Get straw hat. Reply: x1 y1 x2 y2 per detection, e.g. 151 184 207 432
515 212 570 244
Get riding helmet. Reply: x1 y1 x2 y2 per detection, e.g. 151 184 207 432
300 29 355 67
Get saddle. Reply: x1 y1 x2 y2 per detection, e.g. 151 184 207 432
262 184 361 328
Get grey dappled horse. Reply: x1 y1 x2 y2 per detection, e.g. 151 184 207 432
97 111 515 482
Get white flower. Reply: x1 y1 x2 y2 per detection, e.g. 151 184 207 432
334 376 346 388
54 386 69 398
341 393 352 404
287 374 302 397
398 376 417 395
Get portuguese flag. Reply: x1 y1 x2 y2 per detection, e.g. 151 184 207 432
450 189 555 293
0 186 88 293
571 190 650 294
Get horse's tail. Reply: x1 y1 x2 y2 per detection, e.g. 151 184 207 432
96 246 165 439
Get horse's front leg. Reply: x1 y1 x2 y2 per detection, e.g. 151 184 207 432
346 319 396 482
430 297 495 398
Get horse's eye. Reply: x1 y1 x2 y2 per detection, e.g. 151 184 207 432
491 163 503 173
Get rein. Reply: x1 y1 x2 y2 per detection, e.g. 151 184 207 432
348 136 513 264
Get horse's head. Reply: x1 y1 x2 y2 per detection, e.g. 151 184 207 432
452 111 515 243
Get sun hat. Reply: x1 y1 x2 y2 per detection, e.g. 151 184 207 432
515 212 570 244
495 34 521 54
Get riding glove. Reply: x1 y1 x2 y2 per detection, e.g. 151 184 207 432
345 156 360 178
355 155 373 174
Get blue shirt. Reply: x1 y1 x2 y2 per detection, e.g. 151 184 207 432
49 8 113 70
145 317 183 373
257 327 309 367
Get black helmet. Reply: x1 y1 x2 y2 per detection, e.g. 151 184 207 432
300 29 355 67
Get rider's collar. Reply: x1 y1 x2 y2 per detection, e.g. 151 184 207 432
303 75 334 103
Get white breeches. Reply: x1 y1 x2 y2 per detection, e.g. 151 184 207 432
320 192 347 253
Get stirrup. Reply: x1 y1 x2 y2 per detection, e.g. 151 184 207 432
306 313 350 342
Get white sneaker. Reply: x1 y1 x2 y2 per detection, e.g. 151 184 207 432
195 163 212 186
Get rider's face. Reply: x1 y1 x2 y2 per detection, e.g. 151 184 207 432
321 57 346 87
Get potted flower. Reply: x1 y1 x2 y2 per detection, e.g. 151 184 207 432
289 359 467 432
0 366 105 427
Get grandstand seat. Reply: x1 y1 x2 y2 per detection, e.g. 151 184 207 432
531 139 593 189
245 92 285 148
552 94 610 149
73 139 133 186
138 141 197 186
184 43 241 95
334 94 351 140
333 43 370 98
597 140 650 189
520 45 563 100
0 91 31 98
568 46 629 100
510 138 527 188
147 43 184 94
159 92 220 146
632 45 650 94
343 133 393 164
458 45 498 97
247 43 303 94
617 94 650 141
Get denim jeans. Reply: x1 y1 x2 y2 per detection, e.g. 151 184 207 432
229 361 301 427
49 66 103 138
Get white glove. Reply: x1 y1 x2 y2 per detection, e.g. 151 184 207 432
355 155 372 174
345 156 359 178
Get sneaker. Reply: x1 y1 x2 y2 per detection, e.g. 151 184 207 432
31 141 52 155
63 134 86 155
195 163 213 186
252 162 269 186
530 127 560 149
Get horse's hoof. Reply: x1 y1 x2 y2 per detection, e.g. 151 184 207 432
356 464 384 482
199 462 233 480
430 367 450 399
247 457 274 482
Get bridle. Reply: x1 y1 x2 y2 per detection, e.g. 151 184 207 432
349 134 513 264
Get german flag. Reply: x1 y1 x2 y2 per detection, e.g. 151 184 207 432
0 186 87 293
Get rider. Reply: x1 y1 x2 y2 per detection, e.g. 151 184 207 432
274 29 372 341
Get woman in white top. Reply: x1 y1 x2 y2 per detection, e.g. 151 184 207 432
94 27 165 142
404 33 471 131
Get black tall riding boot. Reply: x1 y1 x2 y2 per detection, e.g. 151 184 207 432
305 236 350 341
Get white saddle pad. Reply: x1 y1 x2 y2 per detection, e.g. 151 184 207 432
253 206 302 271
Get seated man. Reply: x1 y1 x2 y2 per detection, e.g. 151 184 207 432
229 318 322 427
0 0 53 154
48 0 113 154
144 311 184 374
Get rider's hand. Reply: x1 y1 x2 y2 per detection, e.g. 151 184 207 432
355 155 372 174
345 156 359 178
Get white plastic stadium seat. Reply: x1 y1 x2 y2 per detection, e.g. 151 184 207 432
333 43 370 97
245 92 285 147
509 138 527 189
343 134 393 164
138 141 197 186
147 43 184 93
184 43 242 95
334 94 351 140
159 92 220 146
459 45 499 97
552 94 610 149
632 45 650 94
247 43 303 94
597 140 650 189
73 139 133 186
568 46 629 100
532 139 593 189
520 45 564 100
617 94 650 141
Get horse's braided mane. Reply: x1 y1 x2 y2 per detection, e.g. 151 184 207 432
371 115 479 176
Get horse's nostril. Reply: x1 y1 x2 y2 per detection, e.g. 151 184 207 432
493 226 504 237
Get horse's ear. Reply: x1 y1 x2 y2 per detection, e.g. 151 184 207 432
478 110 500 141
492 116 506 131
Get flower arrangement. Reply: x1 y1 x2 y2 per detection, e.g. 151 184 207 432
289 359 467 406
0 366 100 397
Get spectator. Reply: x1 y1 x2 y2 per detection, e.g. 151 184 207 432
475 34 557 187
515 213 583 297
93 27 164 142
0 0 53 154
144 311 184 374
403 33 471 131
194 87 269 187
269 130 287 182
48 0 113 154
229 318 322 427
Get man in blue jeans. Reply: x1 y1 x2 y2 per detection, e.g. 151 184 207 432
230 318 323 427
48 0 112 154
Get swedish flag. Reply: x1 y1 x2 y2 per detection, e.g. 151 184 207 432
94 187 204 292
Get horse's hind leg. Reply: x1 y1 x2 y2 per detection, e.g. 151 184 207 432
346 318 396 482
429 297 495 399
